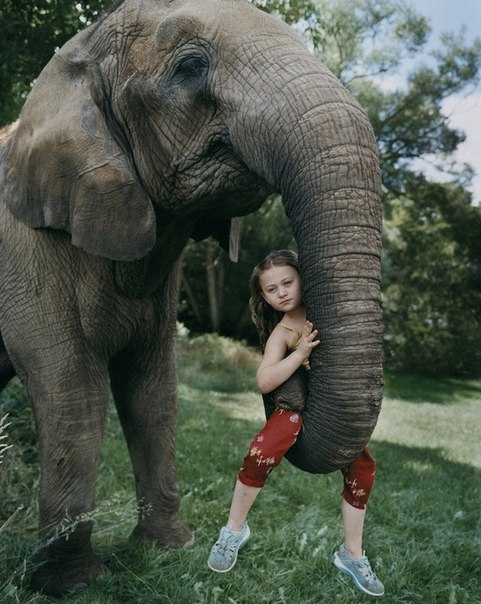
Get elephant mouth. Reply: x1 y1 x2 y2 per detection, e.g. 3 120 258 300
156 141 273 217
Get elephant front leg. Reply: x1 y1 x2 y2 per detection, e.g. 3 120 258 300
28 381 110 596
30 520 107 596
110 346 194 549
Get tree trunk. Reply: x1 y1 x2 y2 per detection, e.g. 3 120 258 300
180 271 203 325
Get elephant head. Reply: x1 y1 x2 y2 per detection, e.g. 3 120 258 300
3 0 382 471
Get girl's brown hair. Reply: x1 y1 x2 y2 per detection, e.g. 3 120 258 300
249 249 299 351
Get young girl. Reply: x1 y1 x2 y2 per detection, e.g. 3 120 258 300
207 250 384 597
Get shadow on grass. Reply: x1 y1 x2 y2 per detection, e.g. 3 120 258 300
384 370 481 405
364 440 481 601
139 411 481 603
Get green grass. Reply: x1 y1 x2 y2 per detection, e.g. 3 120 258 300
1 335 480 603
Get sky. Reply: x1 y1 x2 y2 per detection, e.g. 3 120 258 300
408 1 481 203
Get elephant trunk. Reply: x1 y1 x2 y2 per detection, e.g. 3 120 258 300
287 148 384 473
288 78 383 473
238 59 383 473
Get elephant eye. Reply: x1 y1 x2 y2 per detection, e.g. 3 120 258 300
172 52 209 86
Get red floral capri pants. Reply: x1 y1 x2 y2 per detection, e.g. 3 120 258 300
238 408 376 510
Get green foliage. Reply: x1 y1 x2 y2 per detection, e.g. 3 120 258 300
1 336 480 602
176 332 260 392
282 0 481 194
0 0 111 125
297 0 431 81
383 178 481 376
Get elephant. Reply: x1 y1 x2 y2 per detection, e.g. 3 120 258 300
0 0 383 595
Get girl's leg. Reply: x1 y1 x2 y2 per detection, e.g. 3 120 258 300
208 409 301 572
225 408 302 530
341 498 366 558
226 480 262 532
340 446 376 557
333 447 384 596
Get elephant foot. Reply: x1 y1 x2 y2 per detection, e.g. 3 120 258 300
30 552 108 597
131 517 194 549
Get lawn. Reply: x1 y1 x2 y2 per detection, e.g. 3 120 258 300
1 334 480 603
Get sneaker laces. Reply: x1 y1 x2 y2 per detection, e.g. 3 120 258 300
214 531 238 559
356 556 378 584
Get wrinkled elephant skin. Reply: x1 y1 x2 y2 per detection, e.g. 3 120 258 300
0 0 383 595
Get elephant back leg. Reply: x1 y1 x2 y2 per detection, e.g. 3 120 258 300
109 266 193 549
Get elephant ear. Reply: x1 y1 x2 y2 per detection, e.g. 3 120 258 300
4 30 156 261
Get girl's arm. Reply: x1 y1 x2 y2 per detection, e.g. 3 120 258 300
256 322 319 394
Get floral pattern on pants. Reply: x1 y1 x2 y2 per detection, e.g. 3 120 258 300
340 446 376 510
237 408 376 511
238 408 301 488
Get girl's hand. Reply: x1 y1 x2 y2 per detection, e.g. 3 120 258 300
298 321 320 360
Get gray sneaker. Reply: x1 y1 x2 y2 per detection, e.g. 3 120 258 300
207 522 250 572
332 544 384 597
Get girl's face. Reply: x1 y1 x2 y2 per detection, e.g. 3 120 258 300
259 264 302 313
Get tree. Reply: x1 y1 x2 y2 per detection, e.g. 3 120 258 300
179 196 296 343
383 177 481 375
0 0 110 125
272 0 481 198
